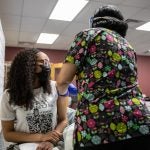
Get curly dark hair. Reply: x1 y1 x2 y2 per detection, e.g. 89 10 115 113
91 5 128 37
6 48 51 110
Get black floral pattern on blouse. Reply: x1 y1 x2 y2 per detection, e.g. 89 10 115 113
65 28 150 147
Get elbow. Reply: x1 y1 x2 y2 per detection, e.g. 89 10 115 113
56 82 70 94
2 129 15 142
56 81 63 87
3 133 11 142
57 81 69 87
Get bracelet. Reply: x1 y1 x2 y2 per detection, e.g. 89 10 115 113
57 89 69 97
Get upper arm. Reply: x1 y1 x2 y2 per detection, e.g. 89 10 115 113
0 90 15 120
57 63 76 85
64 31 87 69
1 120 15 138
0 91 16 138
57 31 87 85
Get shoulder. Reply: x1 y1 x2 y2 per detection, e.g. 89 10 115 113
50 80 56 87
50 80 57 96
50 80 57 94
76 28 112 38
0 89 10 107
1 89 9 101
0 89 11 108
0 89 16 120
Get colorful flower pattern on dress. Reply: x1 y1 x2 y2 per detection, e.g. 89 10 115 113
65 28 150 147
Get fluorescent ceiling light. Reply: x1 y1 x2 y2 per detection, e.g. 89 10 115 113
49 0 89 21
37 33 59 44
136 22 150 31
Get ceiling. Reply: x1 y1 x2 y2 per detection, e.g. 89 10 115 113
0 0 150 56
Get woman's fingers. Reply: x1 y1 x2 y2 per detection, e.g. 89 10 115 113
36 142 54 150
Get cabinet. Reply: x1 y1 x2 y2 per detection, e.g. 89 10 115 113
51 63 63 80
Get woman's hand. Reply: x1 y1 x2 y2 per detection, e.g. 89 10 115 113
41 130 61 144
36 142 54 150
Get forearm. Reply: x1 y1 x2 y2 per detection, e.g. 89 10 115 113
55 119 68 133
55 95 68 134
3 131 45 143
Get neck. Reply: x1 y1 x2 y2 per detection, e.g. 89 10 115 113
33 77 41 89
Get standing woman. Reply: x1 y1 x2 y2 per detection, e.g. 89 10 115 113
57 5 150 150
0 49 68 150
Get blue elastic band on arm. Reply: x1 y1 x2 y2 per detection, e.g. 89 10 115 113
57 90 69 97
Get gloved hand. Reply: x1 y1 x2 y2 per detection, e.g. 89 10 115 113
68 83 77 96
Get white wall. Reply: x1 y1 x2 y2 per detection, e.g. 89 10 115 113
0 19 5 131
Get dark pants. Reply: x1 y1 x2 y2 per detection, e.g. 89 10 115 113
74 135 150 150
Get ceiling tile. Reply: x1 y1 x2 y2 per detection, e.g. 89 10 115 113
62 22 88 36
74 1 102 23
0 14 20 31
94 0 123 4
74 1 125 24
23 0 56 18
0 0 150 56
127 22 145 29
50 35 74 50
19 32 39 43
43 20 69 34
4 30 19 42
20 17 46 32
127 30 150 45
132 8 150 21
118 5 142 20
122 0 150 8
0 0 23 16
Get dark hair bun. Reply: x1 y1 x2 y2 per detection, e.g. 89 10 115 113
93 5 124 21
91 5 128 37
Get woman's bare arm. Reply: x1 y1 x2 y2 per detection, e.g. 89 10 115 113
57 63 76 94
55 96 68 134
2 120 60 143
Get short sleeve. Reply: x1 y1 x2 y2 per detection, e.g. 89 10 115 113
0 90 16 120
50 80 58 97
64 31 87 68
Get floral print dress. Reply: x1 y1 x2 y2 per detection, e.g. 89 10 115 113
64 28 150 148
